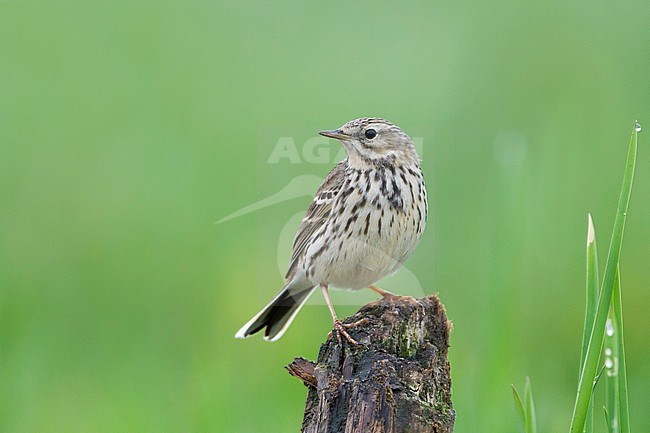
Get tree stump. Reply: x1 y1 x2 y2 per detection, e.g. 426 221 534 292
287 295 454 433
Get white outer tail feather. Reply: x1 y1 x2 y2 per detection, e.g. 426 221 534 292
234 283 316 341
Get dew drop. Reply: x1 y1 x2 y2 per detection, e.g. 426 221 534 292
605 358 613 369
635 121 642 132
605 318 615 337
605 347 612 356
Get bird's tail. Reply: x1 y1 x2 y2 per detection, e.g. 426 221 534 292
235 280 316 341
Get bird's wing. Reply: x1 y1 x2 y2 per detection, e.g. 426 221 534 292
285 160 347 279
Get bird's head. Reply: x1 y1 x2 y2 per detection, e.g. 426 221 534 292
319 117 419 168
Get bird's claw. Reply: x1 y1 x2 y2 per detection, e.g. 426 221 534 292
333 320 362 346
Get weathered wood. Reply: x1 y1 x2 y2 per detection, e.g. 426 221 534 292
287 295 454 433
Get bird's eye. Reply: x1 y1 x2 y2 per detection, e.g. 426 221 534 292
364 129 377 139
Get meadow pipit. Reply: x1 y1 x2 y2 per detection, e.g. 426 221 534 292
235 117 427 344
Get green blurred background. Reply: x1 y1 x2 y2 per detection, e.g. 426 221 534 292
1 1 649 432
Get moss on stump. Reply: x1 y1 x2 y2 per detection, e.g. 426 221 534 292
287 295 455 433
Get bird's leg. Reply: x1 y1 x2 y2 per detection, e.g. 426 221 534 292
321 284 360 346
367 284 404 301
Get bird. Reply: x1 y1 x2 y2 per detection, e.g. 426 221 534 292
235 117 428 344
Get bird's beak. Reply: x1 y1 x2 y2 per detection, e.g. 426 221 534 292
319 129 349 140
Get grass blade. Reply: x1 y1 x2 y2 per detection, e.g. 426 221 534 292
581 214 599 366
604 406 614 433
613 265 630 433
512 385 526 428
524 377 538 433
581 214 599 433
569 122 639 433
512 379 538 433
604 306 619 433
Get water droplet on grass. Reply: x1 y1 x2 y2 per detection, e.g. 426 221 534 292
605 318 615 336
635 121 642 132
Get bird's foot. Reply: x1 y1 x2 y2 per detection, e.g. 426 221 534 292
368 284 408 302
331 319 362 346
343 317 370 328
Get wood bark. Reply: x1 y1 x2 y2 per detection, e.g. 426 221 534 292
287 295 454 433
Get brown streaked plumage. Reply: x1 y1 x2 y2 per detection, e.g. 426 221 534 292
235 118 427 343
